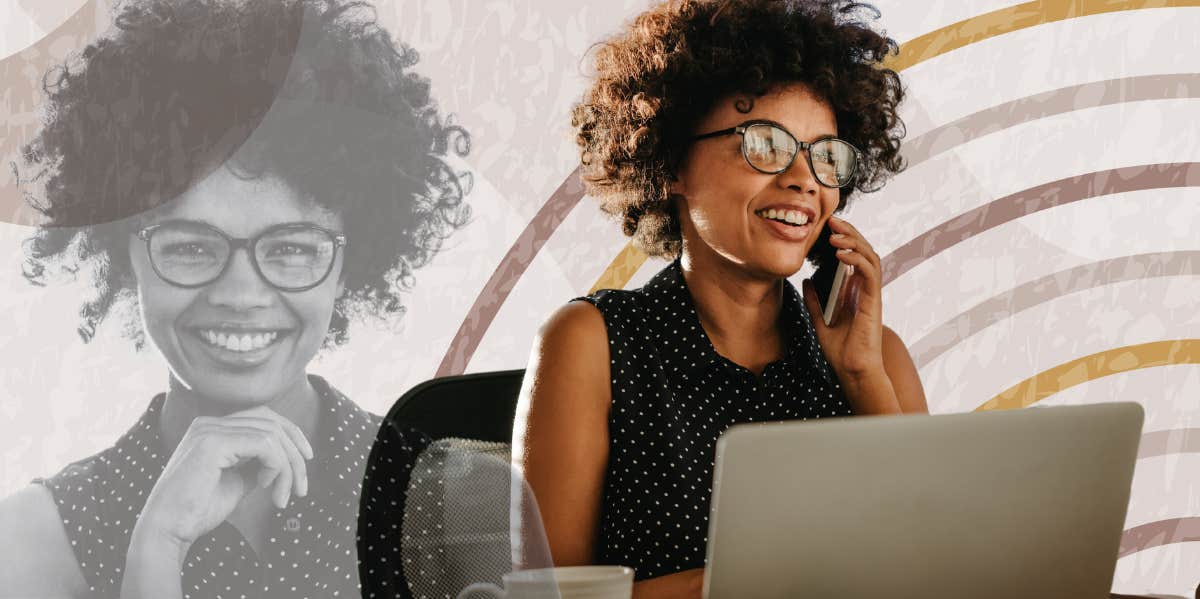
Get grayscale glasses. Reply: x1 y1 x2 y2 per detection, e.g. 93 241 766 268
135 220 347 291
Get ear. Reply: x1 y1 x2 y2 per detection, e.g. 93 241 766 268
668 171 688 202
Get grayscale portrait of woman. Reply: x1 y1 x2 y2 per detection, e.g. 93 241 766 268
0 0 471 597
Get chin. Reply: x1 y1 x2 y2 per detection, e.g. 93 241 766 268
752 250 808 279
175 368 299 409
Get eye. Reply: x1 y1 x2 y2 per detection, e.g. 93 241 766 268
161 242 211 256
266 242 319 257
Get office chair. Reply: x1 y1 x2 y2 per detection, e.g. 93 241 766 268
384 369 552 599
387 368 525 442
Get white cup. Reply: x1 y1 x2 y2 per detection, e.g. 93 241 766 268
455 565 634 599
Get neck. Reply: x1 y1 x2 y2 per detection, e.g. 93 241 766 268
679 246 784 350
158 374 322 454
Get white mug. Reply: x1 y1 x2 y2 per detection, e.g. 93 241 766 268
455 565 634 599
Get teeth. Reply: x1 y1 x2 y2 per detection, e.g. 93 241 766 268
785 211 809 225
758 209 810 226
199 330 279 352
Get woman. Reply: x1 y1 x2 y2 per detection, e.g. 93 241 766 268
512 1 927 597
0 1 469 597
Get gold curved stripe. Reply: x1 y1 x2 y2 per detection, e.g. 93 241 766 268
587 0 1200 293
885 0 1200 72
589 242 651 294
974 339 1200 412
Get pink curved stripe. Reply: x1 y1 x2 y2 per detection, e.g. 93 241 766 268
1137 429 1200 461
902 73 1200 168
910 251 1200 368
880 162 1200 285
436 168 584 376
1119 517 1200 558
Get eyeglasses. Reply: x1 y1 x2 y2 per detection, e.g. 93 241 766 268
691 120 861 188
135 220 347 291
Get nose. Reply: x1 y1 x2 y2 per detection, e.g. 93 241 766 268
775 149 821 196
204 247 274 310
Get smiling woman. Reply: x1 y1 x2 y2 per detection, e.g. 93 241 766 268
0 0 470 598
512 1 924 598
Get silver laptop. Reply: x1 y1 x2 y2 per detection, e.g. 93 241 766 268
703 402 1144 599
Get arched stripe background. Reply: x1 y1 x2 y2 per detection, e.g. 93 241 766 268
3 0 1198 595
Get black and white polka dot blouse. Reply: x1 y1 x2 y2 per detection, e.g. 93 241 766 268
33 374 428 599
574 258 854 582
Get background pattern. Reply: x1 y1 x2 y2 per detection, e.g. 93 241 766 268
2 0 1197 594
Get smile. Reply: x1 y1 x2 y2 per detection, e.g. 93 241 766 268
755 208 810 226
196 329 285 352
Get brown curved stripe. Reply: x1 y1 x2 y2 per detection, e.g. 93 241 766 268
1119 517 1200 558
902 74 1200 169
435 168 585 376
882 162 1200 286
1 0 98 224
911 251 1200 369
1137 428 1200 461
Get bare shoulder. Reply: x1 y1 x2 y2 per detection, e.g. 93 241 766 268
538 300 607 347
0 484 89 596
523 300 610 402
881 325 929 414
514 299 612 446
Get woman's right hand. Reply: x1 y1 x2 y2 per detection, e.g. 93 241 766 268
132 405 313 553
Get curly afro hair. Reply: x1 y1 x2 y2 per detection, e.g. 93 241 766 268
571 0 906 266
19 0 471 347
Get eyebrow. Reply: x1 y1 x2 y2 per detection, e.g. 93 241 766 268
148 218 339 235
745 118 838 140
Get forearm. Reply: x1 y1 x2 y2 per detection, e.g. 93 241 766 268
841 369 902 415
120 527 185 599
632 568 705 599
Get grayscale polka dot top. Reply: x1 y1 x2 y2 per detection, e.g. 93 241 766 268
573 258 854 582
32 374 428 599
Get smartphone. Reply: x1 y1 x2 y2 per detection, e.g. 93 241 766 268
810 226 855 327
821 261 854 327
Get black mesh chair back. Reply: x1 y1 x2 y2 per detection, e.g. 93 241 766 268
387 368 525 443
381 369 551 598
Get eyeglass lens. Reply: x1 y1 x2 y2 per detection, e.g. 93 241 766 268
147 222 338 289
742 124 856 187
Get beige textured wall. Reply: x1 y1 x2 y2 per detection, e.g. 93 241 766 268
1 1 1197 595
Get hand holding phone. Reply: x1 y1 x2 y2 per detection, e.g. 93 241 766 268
809 225 855 327
820 260 854 327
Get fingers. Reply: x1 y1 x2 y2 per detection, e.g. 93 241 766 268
828 220 881 295
229 406 314 459
832 244 880 293
828 217 880 267
217 415 310 500
189 410 312 509
204 428 295 508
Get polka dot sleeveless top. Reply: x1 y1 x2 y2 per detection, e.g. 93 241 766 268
573 258 854 582
33 375 428 599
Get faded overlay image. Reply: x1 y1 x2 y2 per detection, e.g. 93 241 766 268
1 0 476 597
